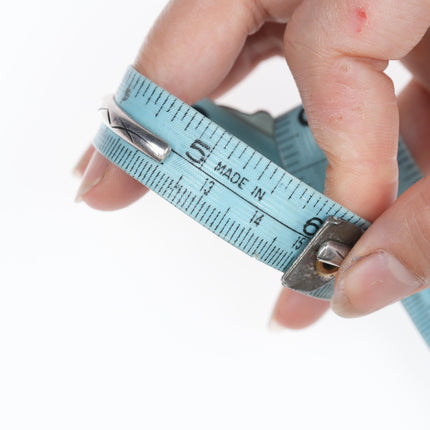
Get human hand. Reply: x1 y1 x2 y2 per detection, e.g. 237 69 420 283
74 0 430 328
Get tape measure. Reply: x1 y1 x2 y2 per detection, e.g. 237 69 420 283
93 66 430 347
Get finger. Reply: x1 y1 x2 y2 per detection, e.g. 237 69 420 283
75 150 149 209
284 0 430 221
398 28 430 174
331 174 430 317
269 288 329 330
73 144 95 177
402 28 430 93
78 0 298 209
398 80 430 175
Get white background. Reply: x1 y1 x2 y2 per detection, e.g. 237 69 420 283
1 1 429 429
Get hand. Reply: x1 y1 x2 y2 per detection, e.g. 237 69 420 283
74 0 430 328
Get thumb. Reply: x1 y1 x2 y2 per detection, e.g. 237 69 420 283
331 175 430 317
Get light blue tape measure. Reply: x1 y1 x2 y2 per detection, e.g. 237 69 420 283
93 66 430 347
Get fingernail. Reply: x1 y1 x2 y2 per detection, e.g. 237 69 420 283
267 315 286 332
74 151 108 202
73 145 95 177
331 251 423 317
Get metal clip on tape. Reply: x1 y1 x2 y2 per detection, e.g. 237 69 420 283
282 216 363 293
99 96 171 163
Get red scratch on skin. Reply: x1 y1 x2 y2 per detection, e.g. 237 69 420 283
355 6 367 33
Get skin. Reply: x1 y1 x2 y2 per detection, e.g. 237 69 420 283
75 0 430 327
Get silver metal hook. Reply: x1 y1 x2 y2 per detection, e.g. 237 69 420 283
99 95 171 163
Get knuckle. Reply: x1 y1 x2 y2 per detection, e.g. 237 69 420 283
283 11 327 61
239 0 270 34
284 0 430 61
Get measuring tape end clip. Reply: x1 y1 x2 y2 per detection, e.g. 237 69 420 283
281 216 363 294
99 95 171 163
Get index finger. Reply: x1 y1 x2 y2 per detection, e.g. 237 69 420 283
79 0 297 209
284 0 430 221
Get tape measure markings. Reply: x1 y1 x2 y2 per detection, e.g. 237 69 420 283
98 128 301 270
93 66 430 347
97 71 365 280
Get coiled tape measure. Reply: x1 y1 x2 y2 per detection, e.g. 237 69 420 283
93 66 430 347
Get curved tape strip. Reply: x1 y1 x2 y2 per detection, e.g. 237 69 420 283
93 66 430 347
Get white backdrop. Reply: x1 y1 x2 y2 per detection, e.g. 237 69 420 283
1 1 429 429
